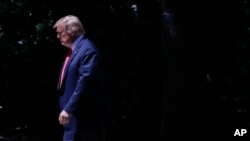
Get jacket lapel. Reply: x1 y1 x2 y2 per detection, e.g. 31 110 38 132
63 37 87 82
57 36 87 90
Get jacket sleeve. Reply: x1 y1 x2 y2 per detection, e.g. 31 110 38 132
63 48 99 115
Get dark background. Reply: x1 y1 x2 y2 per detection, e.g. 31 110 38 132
0 0 248 140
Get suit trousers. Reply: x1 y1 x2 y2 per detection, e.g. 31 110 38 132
63 126 106 141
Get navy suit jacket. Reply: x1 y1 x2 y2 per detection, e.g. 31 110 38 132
57 36 109 130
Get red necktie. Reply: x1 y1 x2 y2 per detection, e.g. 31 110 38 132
59 48 72 88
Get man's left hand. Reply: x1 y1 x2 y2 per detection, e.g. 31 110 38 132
59 110 71 125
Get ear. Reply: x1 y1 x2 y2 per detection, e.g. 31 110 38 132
69 32 77 39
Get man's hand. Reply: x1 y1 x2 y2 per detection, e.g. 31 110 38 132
59 110 71 125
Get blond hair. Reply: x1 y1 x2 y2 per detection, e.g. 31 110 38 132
53 15 85 35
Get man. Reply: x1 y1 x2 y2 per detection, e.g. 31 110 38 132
54 15 110 141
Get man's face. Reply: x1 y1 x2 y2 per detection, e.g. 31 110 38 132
56 24 73 48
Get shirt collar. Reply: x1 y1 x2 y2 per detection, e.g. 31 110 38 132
71 35 83 51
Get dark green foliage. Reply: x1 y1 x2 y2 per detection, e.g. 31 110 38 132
0 0 249 140
231 0 250 124
0 0 162 140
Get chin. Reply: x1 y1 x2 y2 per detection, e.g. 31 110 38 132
61 43 67 47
